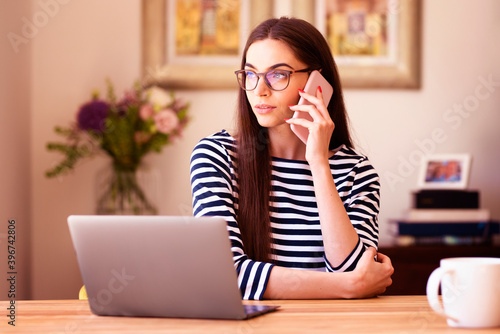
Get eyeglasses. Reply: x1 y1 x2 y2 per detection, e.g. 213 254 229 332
234 68 312 91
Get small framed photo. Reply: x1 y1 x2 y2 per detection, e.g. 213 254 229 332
417 154 472 189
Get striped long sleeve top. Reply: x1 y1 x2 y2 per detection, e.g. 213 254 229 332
190 130 380 300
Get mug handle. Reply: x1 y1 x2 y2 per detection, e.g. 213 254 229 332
426 267 459 322
426 267 447 317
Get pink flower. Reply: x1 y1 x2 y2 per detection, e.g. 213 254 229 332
154 109 179 134
139 104 154 120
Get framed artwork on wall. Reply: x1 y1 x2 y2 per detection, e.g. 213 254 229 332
417 154 472 190
314 0 421 88
142 0 421 89
142 0 273 89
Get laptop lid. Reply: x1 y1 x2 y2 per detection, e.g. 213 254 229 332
67 215 278 320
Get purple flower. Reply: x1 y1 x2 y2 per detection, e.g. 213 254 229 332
77 100 109 133
116 90 138 116
116 102 129 117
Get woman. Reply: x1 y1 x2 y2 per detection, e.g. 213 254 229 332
190 17 393 300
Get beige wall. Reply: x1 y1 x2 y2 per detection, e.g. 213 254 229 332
30 0 144 300
0 0 32 300
1 0 499 300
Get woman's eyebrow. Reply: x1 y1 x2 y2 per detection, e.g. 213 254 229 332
244 63 294 70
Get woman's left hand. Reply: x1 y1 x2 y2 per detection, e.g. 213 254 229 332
286 87 335 166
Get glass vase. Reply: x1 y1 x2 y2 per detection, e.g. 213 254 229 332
95 162 159 215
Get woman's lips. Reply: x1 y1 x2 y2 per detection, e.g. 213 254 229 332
254 104 276 114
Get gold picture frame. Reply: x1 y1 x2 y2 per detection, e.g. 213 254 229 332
142 0 273 89
142 0 421 89
314 0 421 89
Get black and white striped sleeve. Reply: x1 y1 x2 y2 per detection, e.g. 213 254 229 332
190 135 274 300
325 151 380 272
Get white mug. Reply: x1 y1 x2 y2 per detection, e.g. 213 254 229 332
426 257 500 328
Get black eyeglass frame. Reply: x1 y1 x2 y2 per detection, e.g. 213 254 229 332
234 68 314 91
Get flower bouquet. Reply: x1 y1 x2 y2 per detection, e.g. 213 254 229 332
46 80 190 215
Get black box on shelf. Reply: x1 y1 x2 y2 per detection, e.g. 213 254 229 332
413 190 479 209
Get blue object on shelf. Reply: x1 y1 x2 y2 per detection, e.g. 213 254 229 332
396 221 500 237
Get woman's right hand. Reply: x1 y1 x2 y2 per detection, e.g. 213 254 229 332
263 247 394 300
347 247 394 298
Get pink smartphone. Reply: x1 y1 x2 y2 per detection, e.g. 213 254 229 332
290 70 334 144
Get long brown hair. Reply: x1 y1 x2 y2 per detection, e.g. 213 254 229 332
236 17 353 262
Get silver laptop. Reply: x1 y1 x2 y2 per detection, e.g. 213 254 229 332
67 215 279 320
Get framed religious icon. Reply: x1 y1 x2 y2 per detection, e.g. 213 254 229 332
142 0 273 89
314 0 421 88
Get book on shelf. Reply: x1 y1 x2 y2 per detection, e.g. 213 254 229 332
403 208 490 223
396 221 499 237
413 190 479 209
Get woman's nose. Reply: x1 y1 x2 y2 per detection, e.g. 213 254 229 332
253 76 270 96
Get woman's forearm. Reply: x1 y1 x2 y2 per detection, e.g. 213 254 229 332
310 161 360 267
262 248 393 300
262 265 354 299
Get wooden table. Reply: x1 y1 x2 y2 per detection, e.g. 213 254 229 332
2 296 498 333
